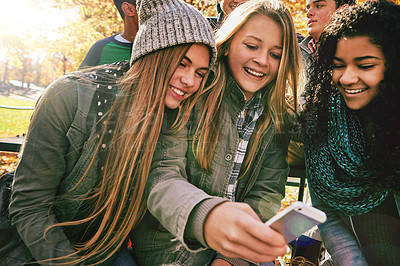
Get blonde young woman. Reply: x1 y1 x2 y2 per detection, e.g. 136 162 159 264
131 0 303 265
6 0 216 265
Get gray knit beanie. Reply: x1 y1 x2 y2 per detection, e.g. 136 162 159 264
130 0 217 67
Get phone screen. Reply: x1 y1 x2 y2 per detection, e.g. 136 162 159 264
269 209 321 243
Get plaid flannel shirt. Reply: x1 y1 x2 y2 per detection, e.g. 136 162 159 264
226 91 264 201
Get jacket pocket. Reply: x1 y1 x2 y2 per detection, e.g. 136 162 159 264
66 121 87 155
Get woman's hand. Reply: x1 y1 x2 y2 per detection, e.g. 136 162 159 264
204 202 288 263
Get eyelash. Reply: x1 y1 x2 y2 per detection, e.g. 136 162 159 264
332 64 344 69
179 61 205 79
333 64 375 70
271 53 282 60
359 65 374 70
195 72 205 78
245 44 257 50
245 44 281 60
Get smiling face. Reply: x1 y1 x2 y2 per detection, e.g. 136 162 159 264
165 43 210 109
226 14 283 101
333 36 386 110
221 0 249 15
306 0 337 42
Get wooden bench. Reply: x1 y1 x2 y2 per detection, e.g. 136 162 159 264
287 165 307 201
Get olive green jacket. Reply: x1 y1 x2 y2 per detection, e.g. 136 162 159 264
132 77 292 265
9 63 127 265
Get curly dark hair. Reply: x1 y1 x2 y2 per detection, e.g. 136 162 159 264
300 0 400 179
334 0 356 8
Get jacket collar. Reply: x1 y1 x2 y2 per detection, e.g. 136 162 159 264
224 75 247 119
224 75 268 120
299 35 314 55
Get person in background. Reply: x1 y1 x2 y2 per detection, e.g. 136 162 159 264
131 0 302 265
207 0 249 30
300 0 355 66
79 0 138 69
300 0 400 264
287 0 356 176
7 0 216 264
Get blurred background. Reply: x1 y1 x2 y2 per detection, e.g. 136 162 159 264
0 0 322 92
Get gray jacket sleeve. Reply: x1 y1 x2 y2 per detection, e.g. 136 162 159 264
146 125 227 250
10 78 80 263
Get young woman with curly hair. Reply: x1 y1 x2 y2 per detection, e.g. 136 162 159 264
300 0 400 264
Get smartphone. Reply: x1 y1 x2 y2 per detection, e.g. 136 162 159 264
265 201 327 243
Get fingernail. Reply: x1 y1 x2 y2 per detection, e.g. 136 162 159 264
286 245 291 254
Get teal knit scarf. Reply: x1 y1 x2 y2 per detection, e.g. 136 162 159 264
305 91 388 216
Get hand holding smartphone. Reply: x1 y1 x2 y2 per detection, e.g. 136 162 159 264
265 201 327 243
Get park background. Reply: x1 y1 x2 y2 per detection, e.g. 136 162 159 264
4 0 400 97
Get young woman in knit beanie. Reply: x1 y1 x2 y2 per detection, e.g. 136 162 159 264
300 0 400 264
5 0 216 265
132 0 302 264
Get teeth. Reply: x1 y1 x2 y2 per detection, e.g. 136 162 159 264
245 68 265 77
171 87 184 96
344 88 367 94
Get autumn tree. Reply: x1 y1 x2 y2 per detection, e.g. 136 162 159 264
53 0 128 66
52 0 303 68
2 0 400 88
50 0 312 70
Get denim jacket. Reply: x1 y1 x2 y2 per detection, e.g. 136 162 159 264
9 63 127 264
131 77 292 265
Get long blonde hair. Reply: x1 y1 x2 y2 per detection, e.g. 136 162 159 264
194 0 302 173
43 44 211 265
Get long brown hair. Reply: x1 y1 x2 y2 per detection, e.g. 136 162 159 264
43 44 211 265
194 0 302 173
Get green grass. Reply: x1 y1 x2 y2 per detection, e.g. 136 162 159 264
0 97 36 138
